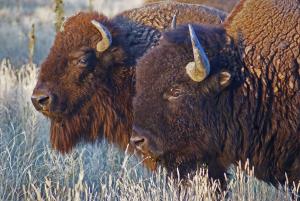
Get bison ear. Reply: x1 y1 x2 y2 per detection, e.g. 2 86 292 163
219 71 231 88
201 71 232 95
91 20 112 52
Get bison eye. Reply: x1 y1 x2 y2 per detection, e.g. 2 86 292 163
163 86 184 101
78 57 88 65
171 88 181 97
69 48 96 68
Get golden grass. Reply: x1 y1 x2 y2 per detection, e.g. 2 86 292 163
0 59 299 201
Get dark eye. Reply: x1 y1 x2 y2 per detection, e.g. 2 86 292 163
163 86 184 101
78 57 88 65
171 88 181 97
69 48 96 68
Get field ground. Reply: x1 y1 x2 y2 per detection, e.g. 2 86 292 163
0 0 299 200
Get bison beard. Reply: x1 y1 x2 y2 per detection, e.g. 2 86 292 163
50 90 131 153
49 87 158 170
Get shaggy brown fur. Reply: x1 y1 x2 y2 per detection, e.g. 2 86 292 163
121 2 227 29
224 0 300 185
35 12 133 153
133 0 300 187
144 0 239 12
31 2 226 169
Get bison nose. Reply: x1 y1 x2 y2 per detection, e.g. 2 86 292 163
131 126 149 152
31 93 52 111
131 135 146 148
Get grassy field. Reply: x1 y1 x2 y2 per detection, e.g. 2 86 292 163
0 0 143 66
0 0 299 200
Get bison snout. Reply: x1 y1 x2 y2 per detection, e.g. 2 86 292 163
131 126 150 152
131 126 163 159
31 91 52 112
130 135 147 150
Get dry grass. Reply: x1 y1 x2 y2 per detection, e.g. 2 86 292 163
0 0 299 200
0 59 299 200
0 0 143 66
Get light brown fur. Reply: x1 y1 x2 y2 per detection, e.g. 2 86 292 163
144 0 239 12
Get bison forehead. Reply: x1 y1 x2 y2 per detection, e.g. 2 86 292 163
135 25 229 95
57 12 111 50
135 33 194 94
136 47 190 98
39 12 117 78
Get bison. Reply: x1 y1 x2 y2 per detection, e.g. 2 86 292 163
131 0 300 187
30 2 226 169
144 0 239 12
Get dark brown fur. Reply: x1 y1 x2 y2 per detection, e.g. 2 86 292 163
32 2 226 169
133 0 300 187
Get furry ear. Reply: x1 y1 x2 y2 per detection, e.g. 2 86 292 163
200 71 232 95
218 71 231 88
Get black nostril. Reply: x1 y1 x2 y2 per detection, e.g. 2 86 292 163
130 136 146 148
31 94 51 111
38 96 50 107
133 138 145 147
131 126 150 151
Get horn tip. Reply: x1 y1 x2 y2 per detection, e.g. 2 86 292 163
171 14 177 29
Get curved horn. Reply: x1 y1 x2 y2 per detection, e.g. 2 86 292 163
91 20 112 52
171 14 177 29
185 24 210 82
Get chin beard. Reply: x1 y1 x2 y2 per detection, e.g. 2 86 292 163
48 93 133 153
50 111 97 153
49 105 161 173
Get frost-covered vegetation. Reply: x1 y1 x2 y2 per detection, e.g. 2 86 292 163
0 0 143 66
0 0 299 200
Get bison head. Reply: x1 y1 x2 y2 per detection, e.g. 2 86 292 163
132 24 239 175
31 12 132 153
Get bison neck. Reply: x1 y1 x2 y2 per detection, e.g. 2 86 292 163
101 18 161 150
202 78 299 186
229 77 300 186
101 66 135 151
222 0 300 185
100 18 161 148
112 16 161 65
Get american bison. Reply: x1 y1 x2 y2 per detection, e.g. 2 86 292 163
144 0 239 12
31 2 226 169
132 0 300 186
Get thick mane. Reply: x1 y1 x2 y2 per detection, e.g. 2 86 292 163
224 0 248 26
143 0 238 12
120 1 227 29
50 82 131 153
224 0 300 185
